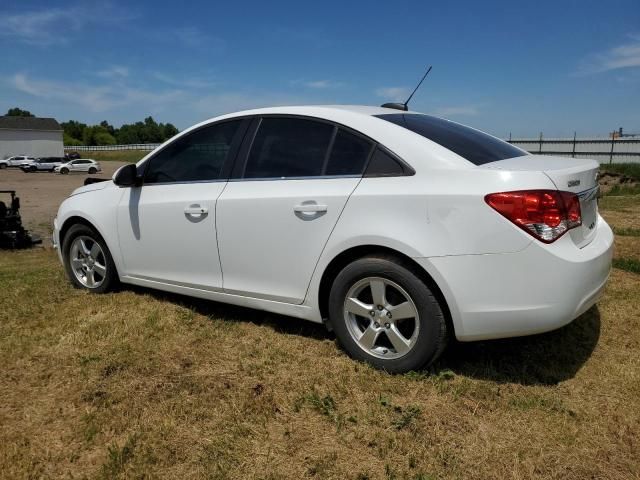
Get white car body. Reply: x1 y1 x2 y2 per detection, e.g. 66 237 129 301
22 157 66 172
54 159 101 174
53 105 613 345
1 155 36 167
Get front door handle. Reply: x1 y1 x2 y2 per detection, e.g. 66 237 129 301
293 204 328 213
184 205 208 215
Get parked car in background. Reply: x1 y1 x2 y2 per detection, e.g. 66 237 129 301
21 157 66 172
55 159 101 175
52 105 613 373
65 152 81 160
0 155 37 169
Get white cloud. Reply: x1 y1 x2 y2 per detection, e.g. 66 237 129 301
375 87 410 102
97 66 130 78
577 34 640 74
153 72 217 89
10 73 183 113
0 4 135 46
301 80 343 89
432 106 479 117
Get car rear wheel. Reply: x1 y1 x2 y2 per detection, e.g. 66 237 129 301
328 255 448 373
0 163 6 169
88 167 97 174
63 224 118 293
60 167 69 174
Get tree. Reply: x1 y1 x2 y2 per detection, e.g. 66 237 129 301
61 120 87 144
6 107 34 117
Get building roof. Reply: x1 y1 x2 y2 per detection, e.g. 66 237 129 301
0 116 62 131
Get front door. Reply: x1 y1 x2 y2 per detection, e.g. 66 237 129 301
116 119 245 289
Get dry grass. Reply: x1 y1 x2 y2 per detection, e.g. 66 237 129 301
1 199 639 479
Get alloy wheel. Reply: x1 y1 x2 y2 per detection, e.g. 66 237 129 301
343 277 420 359
69 236 107 288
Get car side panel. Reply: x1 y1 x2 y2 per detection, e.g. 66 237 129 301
302 168 556 321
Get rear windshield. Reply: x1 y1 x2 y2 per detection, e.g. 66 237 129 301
376 113 526 165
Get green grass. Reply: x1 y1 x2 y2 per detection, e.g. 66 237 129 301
600 162 640 179
613 257 640 274
77 150 150 163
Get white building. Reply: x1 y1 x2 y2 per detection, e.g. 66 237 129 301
0 116 63 159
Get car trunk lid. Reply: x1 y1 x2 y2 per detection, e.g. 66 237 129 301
481 155 600 247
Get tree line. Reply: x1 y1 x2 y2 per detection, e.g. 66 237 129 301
5 107 179 146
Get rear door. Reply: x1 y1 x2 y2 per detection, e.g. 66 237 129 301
216 116 373 304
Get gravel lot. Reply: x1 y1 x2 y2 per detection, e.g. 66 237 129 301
0 162 127 241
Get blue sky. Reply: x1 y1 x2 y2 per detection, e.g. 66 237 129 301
1 0 639 137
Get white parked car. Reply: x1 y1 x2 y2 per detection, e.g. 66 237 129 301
21 157 66 172
52 106 613 372
54 159 101 174
0 155 37 168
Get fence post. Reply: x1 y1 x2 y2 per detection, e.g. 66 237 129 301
539 132 543 154
610 132 615 164
572 131 576 158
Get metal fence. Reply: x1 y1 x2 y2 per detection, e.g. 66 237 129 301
64 144 160 151
65 136 640 164
507 136 640 164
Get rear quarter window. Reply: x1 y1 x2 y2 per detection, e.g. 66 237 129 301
376 113 526 166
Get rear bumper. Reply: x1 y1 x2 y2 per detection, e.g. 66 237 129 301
416 215 614 341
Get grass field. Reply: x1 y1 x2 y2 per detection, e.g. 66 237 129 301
80 150 150 163
1 190 639 479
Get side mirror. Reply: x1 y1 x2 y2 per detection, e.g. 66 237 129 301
113 163 141 187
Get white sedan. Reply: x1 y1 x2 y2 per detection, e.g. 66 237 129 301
52 105 613 373
54 159 101 175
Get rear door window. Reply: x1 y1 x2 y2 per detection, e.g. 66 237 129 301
325 129 373 176
243 117 334 179
376 113 526 165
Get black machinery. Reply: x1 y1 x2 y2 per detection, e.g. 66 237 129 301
0 190 41 249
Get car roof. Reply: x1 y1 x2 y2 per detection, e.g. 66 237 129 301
138 105 475 171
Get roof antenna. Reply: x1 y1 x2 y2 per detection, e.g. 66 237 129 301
381 65 432 112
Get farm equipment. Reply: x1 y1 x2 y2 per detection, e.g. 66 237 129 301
0 190 41 249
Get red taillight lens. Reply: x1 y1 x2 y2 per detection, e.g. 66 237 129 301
485 190 582 243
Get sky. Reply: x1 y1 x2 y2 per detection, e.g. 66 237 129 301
0 0 639 138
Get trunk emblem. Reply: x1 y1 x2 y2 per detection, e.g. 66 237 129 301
568 179 581 188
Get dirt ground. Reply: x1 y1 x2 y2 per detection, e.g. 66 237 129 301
0 162 127 240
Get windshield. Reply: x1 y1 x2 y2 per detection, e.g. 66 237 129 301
376 113 527 165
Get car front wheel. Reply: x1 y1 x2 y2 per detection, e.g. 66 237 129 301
88 167 97 174
328 255 448 373
63 224 118 293
60 167 69 174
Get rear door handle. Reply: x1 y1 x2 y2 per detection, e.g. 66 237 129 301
294 204 328 213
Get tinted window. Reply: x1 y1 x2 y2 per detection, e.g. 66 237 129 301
364 148 406 177
244 118 333 178
376 114 526 166
325 129 373 176
146 121 240 183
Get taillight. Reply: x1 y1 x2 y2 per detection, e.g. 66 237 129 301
485 190 582 243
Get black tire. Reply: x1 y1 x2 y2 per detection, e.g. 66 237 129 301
88 167 97 174
0 163 6 169
328 255 448 373
60 167 69 174
62 224 119 293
